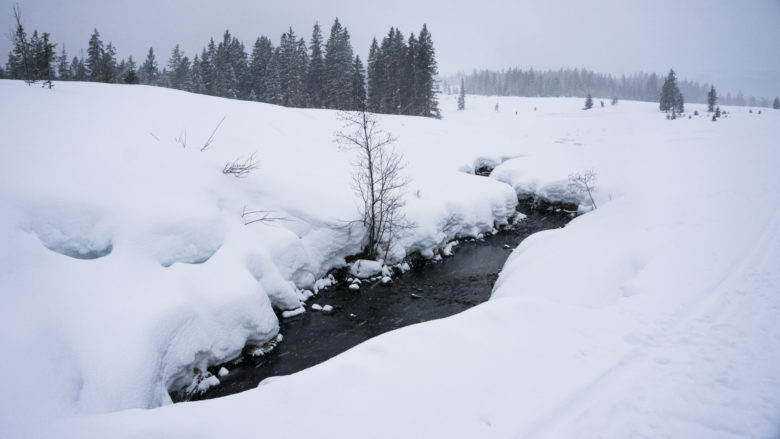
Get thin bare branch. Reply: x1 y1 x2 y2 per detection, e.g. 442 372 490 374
201 116 226 152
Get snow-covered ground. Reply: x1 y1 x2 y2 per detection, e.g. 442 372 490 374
2 80 779 438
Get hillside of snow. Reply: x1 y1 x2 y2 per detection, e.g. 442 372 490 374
2 80 780 438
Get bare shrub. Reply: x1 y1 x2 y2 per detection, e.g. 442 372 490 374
568 169 598 209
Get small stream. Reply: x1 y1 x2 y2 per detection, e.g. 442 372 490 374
192 202 572 401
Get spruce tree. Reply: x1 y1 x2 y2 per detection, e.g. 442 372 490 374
401 33 417 114
249 36 274 102
305 23 325 108
100 42 117 83
10 4 32 83
86 28 104 81
140 47 159 85
414 24 440 118
660 69 682 112
366 38 382 112
57 45 71 80
584 93 593 109
38 32 56 87
707 85 717 112
351 55 366 110
674 89 684 113
324 18 354 109
773 97 779 110
457 78 465 110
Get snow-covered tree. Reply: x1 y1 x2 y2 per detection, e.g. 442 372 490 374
324 18 355 110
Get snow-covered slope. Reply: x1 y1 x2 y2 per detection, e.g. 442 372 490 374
2 81 780 438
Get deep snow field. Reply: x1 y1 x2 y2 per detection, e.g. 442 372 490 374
1 80 779 438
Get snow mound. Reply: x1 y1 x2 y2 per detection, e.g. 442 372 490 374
23 202 113 260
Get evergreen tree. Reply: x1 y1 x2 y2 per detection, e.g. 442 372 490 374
37 32 56 87
584 93 593 109
773 97 779 110
57 45 71 80
100 42 117 83
248 36 274 101
28 30 42 80
401 32 417 114
10 4 32 83
167 45 191 90
262 48 282 104
366 38 382 112
71 54 87 81
674 88 684 113
660 69 682 112
351 54 366 110
707 85 717 112
86 28 104 81
278 28 306 107
414 24 439 118
189 54 205 93
124 68 139 84
324 18 354 109
305 23 325 108
457 78 465 110
140 47 159 85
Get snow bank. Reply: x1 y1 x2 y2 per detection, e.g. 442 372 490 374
0 81 522 425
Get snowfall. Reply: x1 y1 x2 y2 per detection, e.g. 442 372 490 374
1 80 779 438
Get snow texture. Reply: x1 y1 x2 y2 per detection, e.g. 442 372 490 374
2 83 780 438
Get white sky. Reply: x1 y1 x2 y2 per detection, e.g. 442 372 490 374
2 0 779 98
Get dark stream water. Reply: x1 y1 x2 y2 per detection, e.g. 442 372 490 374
192 203 572 401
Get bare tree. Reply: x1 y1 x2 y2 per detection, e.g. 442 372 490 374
568 169 598 209
223 152 259 177
335 109 411 260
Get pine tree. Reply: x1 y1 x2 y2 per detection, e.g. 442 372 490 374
773 97 779 110
262 48 282 104
457 78 465 110
324 18 354 109
189 54 205 93
305 23 325 108
140 47 159 85
660 69 682 112
351 55 366 110
401 32 417 114
86 28 104 81
584 93 593 109
37 32 56 87
57 45 71 80
674 88 684 113
414 24 440 118
249 36 274 102
707 85 717 112
366 38 382 112
10 4 32 83
100 42 117 83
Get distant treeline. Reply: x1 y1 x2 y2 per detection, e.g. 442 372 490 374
3 8 440 117
444 68 775 108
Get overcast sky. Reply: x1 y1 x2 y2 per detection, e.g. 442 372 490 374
2 0 779 98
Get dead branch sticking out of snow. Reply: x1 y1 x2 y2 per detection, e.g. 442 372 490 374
223 152 259 177
200 116 226 151
241 206 287 225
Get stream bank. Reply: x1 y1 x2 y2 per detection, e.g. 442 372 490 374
184 201 572 402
